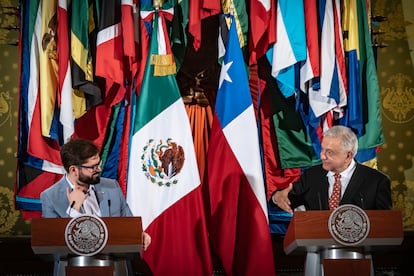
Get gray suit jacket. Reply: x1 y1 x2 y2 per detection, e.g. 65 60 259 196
40 176 133 218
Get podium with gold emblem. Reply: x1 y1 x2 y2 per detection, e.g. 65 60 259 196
283 206 403 276
31 216 143 276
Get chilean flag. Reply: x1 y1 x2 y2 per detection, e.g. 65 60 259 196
207 15 276 276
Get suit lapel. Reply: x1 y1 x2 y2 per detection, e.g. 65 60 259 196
320 171 330 209
57 178 71 217
94 185 109 216
310 167 330 209
341 164 363 204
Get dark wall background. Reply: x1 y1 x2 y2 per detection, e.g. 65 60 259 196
373 0 414 229
0 0 31 235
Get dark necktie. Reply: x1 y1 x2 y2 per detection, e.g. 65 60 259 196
329 173 341 210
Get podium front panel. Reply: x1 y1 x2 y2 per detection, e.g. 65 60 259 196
31 217 143 256
283 210 403 255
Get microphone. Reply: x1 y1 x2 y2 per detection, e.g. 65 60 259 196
359 193 365 209
108 199 111 217
317 192 322 210
69 201 75 217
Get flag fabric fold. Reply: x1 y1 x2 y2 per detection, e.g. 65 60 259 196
343 0 384 161
300 0 320 91
95 0 124 85
308 0 347 118
58 0 74 143
26 0 62 168
16 0 65 215
70 0 101 112
14 0 385 244
188 0 221 51
126 8 212 275
249 0 275 65
267 0 306 98
207 15 276 276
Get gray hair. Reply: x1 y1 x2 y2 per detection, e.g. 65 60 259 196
323 125 358 154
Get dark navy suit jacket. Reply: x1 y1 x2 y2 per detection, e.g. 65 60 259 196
270 163 392 210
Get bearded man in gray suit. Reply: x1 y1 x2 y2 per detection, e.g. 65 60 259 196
40 138 151 246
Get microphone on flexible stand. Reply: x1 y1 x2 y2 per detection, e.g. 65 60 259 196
359 193 365 209
317 192 322 210
108 199 111 217
69 201 75 217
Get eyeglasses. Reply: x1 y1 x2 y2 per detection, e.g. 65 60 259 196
77 161 102 171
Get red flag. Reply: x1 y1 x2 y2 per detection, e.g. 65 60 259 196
95 0 124 85
300 0 320 91
77 0 126 147
189 0 221 51
249 0 276 65
57 0 74 142
74 83 125 149
121 0 140 80
251 63 301 195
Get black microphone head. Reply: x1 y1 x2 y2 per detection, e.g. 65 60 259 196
107 199 111 217
359 192 365 209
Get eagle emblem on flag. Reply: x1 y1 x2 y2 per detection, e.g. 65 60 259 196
141 138 185 186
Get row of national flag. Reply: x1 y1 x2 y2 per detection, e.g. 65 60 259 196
16 0 382 275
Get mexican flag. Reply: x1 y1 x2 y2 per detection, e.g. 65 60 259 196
126 7 212 275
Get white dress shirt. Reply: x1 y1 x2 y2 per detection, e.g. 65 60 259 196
65 175 101 217
327 159 357 198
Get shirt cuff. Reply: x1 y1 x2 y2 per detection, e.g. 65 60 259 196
66 206 82 218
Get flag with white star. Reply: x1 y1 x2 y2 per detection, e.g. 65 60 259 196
207 15 276 276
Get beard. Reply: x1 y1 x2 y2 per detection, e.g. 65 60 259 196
78 171 100 185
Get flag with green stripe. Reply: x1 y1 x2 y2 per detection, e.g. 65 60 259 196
126 8 212 275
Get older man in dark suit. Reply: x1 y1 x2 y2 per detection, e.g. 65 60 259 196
270 125 392 213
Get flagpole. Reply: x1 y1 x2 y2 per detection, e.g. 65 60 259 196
153 0 163 9
229 1 234 16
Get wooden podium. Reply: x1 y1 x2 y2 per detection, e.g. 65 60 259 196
31 216 143 276
283 210 403 276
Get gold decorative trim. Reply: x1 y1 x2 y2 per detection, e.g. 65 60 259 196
0 186 20 234
381 73 414 124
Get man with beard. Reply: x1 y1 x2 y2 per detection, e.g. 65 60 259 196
270 125 392 213
40 138 135 218
41 138 151 276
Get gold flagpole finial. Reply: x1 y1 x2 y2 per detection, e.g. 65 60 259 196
229 3 235 16
153 0 164 9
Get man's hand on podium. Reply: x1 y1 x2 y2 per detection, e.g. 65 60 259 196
143 232 151 251
272 183 294 214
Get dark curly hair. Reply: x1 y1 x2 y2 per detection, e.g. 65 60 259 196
60 139 100 172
